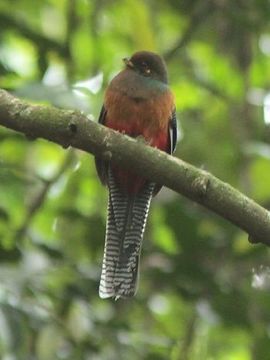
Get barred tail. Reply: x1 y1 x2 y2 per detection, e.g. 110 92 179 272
99 170 154 299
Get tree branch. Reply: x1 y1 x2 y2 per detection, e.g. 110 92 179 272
0 89 270 244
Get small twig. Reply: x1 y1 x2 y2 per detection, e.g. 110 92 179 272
0 13 68 57
88 0 105 75
164 2 213 61
191 76 231 101
65 0 77 81
15 149 75 241
176 312 197 360
182 54 231 102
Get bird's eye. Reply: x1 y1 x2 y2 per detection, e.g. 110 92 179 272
141 62 150 73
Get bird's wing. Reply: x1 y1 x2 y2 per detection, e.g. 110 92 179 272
153 109 177 195
169 108 178 155
95 105 108 185
98 105 107 125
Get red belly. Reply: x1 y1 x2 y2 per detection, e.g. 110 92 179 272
107 121 168 193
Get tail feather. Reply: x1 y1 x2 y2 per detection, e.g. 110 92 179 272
99 170 154 299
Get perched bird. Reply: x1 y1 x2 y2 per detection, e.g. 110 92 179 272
95 51 177 299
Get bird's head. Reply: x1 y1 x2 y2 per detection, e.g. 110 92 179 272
123 51 168 84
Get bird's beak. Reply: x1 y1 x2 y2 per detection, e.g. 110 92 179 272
123 57 134 68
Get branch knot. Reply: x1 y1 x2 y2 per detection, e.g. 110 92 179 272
191 175 210 198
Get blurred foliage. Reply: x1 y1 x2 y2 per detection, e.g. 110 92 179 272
1 0 270 359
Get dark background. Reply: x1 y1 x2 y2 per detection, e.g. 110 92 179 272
0 0 270 359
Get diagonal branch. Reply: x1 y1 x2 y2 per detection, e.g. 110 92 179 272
164 2 213 61
0 13 68 57
0 89 270 244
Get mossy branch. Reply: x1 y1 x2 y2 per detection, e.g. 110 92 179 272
0 89 270 244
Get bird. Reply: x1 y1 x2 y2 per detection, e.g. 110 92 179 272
95 50 177 299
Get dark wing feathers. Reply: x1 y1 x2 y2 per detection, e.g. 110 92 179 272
98 105 107 125
153 109 177 195
169 108 178 155
95 106 109 185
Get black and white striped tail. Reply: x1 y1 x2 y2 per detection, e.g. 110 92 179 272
99 170 154 299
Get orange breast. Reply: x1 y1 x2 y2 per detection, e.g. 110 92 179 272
104 88 174 193
105 88 174 149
